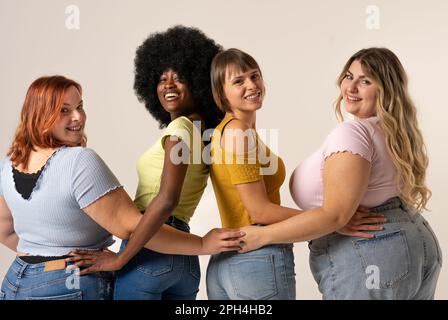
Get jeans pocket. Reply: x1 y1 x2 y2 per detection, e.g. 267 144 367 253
422 220 443 266
26 291 82 300
135 249 174 276
229 254 278 300
189 256 201 281
353 230 410 289
0 290 5 300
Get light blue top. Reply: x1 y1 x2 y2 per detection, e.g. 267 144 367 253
0 146 121 256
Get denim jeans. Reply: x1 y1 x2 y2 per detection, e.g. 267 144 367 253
206 244 296 300
309 197 442 300
0 256 113 300
114 217 200 300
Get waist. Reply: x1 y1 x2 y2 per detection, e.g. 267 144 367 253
140 211 190 233
15 255 71 272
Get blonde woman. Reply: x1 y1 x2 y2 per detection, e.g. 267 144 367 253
239 48 442 299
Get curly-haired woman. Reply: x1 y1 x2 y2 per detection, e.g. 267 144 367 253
0 75 242 300
239 48 442 299
69 26 231 300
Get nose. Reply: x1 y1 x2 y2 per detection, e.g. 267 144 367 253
347 82 358 93
247 78 257 90
71 110 82 121
164 77 176 89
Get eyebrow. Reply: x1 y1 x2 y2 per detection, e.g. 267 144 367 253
230 70 259 82
63 100 83 107
346 70 367 78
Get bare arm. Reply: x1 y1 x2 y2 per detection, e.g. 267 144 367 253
0 196 18 252
83 187 241 256
222 119 301 224
239 152 373 252
113 137 189 266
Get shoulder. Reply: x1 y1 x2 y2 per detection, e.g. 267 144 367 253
327 119 372 143
221 119 256 154
166 116 194 132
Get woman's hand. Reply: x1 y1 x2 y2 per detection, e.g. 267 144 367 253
337 206 386 238
200 228 245 254
66 248 123 276
237 225 267 254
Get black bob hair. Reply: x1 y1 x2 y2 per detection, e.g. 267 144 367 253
134 25 224 129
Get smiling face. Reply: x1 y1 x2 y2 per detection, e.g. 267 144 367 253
156 69 195 119
223 66 265 113
51 85 86 146
340 60 378 119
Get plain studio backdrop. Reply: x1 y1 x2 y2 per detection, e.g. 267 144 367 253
0 0 446 299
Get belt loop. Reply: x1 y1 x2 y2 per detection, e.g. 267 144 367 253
16 260 28 279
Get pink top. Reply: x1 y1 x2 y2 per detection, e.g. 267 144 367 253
290 117 399 210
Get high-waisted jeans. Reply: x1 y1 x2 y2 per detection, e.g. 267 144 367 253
113 216 200 300
206 244 296 300
309 197 442 299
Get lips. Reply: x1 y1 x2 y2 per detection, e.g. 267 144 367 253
346 95 362 102
163 90 180 101
244 91 261 100
66 125 83 132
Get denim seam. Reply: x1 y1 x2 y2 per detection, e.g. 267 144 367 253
280 247 291 300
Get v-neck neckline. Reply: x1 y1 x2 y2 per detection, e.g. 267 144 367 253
11 147 65 201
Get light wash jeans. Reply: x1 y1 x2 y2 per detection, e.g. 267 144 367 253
0 256 113 300
114 216 200 300
309 197 442 300
206 244 296 300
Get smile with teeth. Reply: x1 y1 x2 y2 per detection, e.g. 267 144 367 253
347 95 362 102
245 91 261 100
66 126 82 132
164 92 180 101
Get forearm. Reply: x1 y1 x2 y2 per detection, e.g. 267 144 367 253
144 224 204 255
260 207 343 245
251 202 301 225
0 232 18 252
117 196 173 265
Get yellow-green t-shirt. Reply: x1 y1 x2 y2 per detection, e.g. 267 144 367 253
134 116 208 224
210 116 286 228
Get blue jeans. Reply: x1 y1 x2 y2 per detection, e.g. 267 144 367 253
0 256 113 300
114 217 200 300
309 197 442 300
206 244 296 300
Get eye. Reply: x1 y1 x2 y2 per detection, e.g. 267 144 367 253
61 107 69 113
233 79 243 85
251 73 260 80
345 73 353 80
77 105 84 111
361 79 372 85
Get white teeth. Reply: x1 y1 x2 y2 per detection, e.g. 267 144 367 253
165 92 179 100
245 92 260 100
347 95 361 102
67 126 81 131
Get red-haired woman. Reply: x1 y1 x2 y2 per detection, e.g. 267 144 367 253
0 76 242 300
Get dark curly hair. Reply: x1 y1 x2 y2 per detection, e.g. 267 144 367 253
134 25 224 129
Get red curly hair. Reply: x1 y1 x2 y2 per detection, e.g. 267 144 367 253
8 76 86 169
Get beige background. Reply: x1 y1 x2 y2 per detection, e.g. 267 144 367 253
0 0 446 299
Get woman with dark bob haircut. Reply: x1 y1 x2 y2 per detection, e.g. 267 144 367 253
69 26 242 300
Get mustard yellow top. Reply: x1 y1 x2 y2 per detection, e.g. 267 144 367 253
210 116 286 228
134 116 208 224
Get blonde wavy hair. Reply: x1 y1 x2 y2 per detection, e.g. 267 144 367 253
334 48 431 212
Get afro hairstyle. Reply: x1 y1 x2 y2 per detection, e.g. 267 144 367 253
134 25 224 129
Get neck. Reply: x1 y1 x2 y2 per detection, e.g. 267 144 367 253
227 110 256 128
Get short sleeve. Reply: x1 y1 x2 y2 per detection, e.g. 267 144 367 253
161 116 195 150
225 147 262 185
72 148 122 209
323 120 373 162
